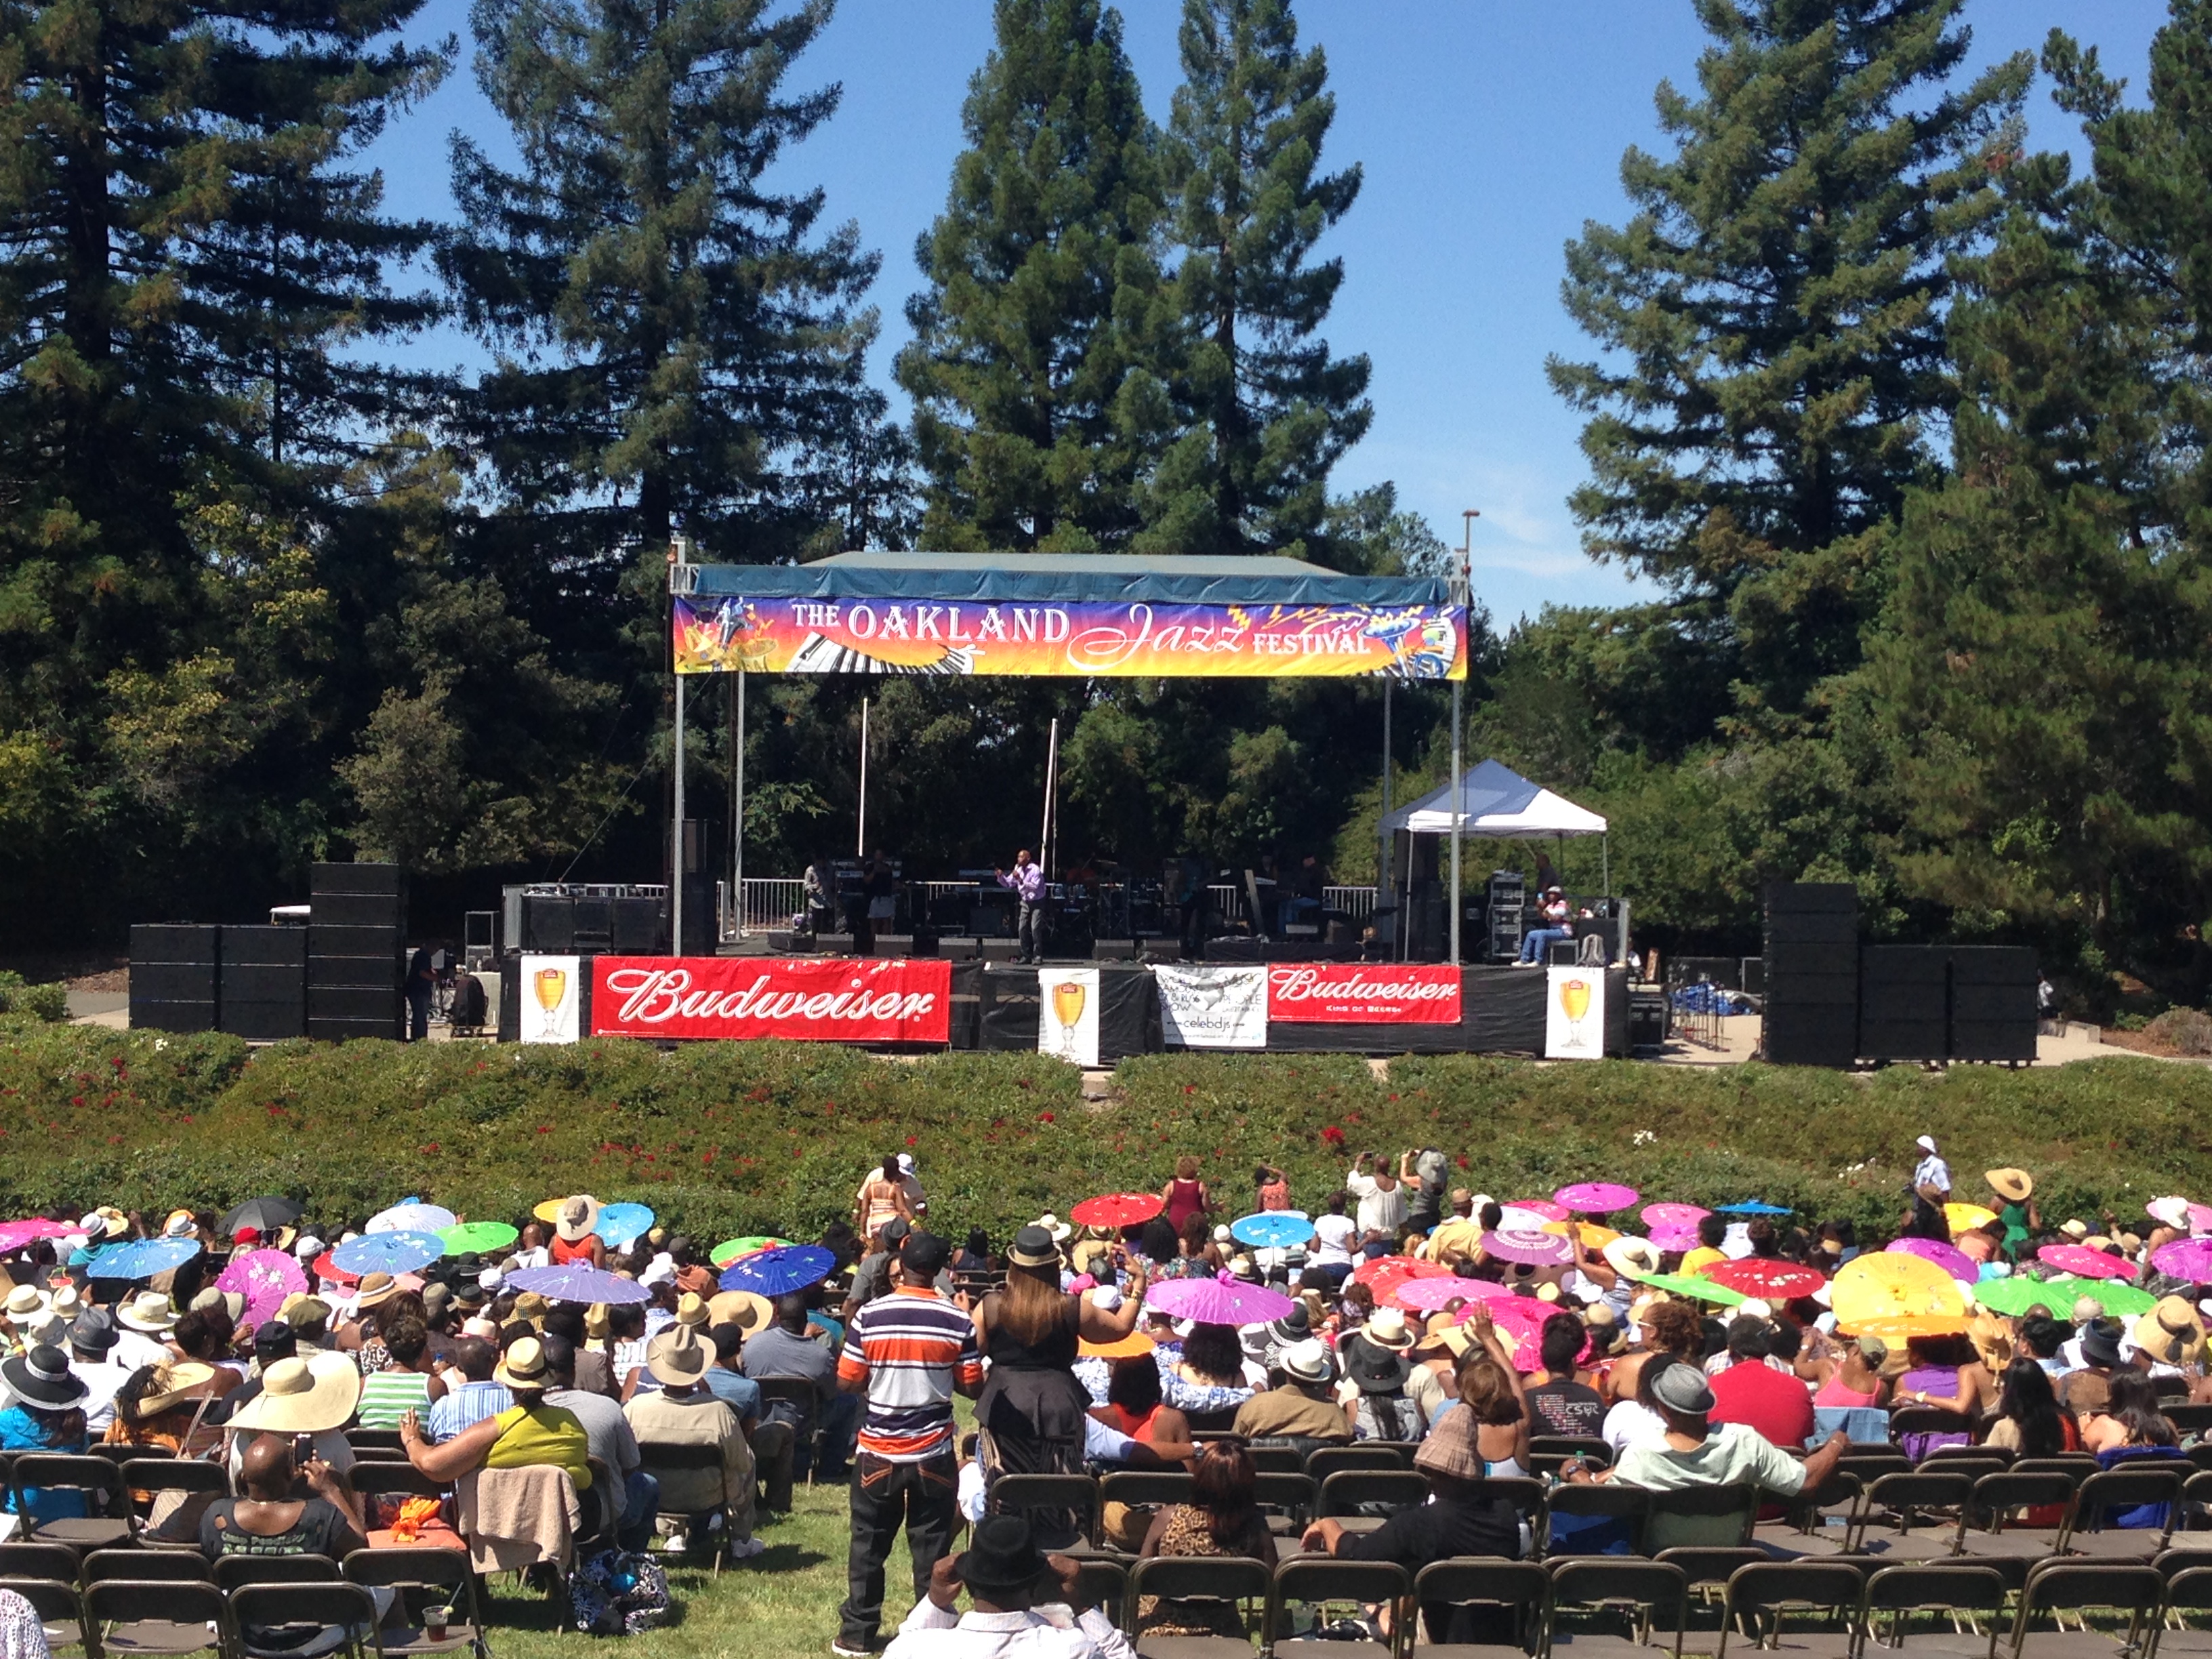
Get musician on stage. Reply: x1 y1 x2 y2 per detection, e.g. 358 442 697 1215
995 848 1046 964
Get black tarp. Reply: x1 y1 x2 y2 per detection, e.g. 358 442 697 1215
979 964 1160 1061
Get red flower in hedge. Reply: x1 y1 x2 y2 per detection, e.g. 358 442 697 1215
69 1096 82 1107
905 1135 917 1147
1038 1111 1054 1123
1454 1154 1469 1169
1320 1126 1346 1147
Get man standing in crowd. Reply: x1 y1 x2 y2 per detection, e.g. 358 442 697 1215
743 1294 857 1483
995 848 1046 965
833 1232 983 1658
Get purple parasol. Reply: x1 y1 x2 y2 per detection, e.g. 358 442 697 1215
2150 1238 2212 1284
718 1245 836 1297
1480 1227 1576 1267
1641 1203 1711 1230
216 1249 308 1326
1554 1182 1639 1214
507 1263 651 1305
1143 1271 1295 1326
1885 1237 1978 1286
1646 1227 1701 1253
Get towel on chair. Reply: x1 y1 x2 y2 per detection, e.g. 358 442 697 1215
458 1465 579 1576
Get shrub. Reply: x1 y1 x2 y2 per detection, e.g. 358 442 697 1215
2144 1008 2212 1056
0 973 67 1023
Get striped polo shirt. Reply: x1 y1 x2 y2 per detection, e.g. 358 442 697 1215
837 1286 981 1462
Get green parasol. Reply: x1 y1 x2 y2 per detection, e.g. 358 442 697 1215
440 1221 519 1257
712 1235 792 1268
1630 1271 1747 1307
1975 1273 2156 1318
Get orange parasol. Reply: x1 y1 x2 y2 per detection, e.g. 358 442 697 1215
1828 1251 1969 1336
1542 1220 1622 1250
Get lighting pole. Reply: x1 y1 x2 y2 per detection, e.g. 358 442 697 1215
1448 510 1477 967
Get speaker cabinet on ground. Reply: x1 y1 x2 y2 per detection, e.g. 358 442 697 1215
1760 884 1862 1067
1949 945 2036 1061
215 925 306 1041
129 924 220 1034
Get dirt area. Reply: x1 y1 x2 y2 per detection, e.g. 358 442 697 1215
2096 1025 2212 1060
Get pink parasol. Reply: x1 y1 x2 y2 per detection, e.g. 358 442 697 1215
1703 1258 1828 1300
1391 1275 1507 1313
1508 1199 1570 1222
217 1249 308 1326
1646 1228 1701 1253
1069 1193 1163 1230
2191 1204 2212 1236
2150 1238 2212 1283
1884 1237 1978 1286
1641 1202 1711 1231
1480 1227 1576 1267
2037 1244 2136 1280
1554 1182 1639 1214
0 1219 74 1252
1143 1271 1295 1326
1452 1296 1586 1370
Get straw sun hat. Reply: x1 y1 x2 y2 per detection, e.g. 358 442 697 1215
229 1352 363 1435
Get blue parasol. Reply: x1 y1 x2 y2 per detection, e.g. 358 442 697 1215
367 1202 457 1235
596 1203 655 1252
87 1237 203 1279
507 1264 651 1305
331 1229 447 1277
718 1245 836 1297
1713 1200 1793 1216
1229 1214 1317 1249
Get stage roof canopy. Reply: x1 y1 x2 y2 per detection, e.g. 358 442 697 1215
675 550 1451 607
1386 758 1607 837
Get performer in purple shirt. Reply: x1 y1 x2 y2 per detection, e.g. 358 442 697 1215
996 849 1046 964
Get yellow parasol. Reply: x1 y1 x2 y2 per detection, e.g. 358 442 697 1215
1944 1202 1997 1234
1542 1220 1622 1250
1828 1251 1969 1336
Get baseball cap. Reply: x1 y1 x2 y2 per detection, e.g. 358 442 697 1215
901 1231 950 1278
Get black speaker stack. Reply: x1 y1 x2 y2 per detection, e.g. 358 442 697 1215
308 863 405 1042
1858 945 1948 1062
128 925 222 1033
1761 883 1860 1067
1946 947 2039 1061
218 926 307 1040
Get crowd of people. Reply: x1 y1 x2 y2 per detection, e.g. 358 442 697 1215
0 1131 2207 1658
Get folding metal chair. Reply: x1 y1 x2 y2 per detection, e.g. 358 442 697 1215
0 1543 87 1584
1315 1469 1428 1534
2005 1561 2163 1659
1128 1554 1272 1659
1252 1472 1318 1540
1305 1447 1412 1483
753 1377 825 1481
1850 1472 1973 1561
228 1580 384 1659
342 1545 487 1659
1271 1557 1409 1658
1862 1563 2009 1659
212 1555 342 1589
1549 1557 1688 1659
1533 1436 1616 1467
1409 1558 1549 1658
1248 1447 1306 1475
12 1454 136 1550
84 1549 210 1584
1542 1481 1648 1559
0 1577 94 1658
1643 1483 1761 1555
2067 1467 2186 1559
1068 1557 1130 1631
1759 1471 1865 1559
989 1473 1102 1555
1959 1472 2078 1563
123 1456 231 1547
633 1439 747 1573
85 1579 230 1658
1717 1561 1867 1659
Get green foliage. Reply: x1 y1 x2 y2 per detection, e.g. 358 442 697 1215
896 0 1171 552
2 1026 2206 1256
0 975 66 1024
1148 0 1370 554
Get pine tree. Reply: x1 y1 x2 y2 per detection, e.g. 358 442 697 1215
896 0 1170 552
1548 0 2029 713
1153 0 1368 554
444 0 886 556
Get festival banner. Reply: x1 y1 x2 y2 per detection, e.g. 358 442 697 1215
1037 967 1101 1067
1154 964 1270 1049
673 594 1467 680
520 955 581 1044
1267 964 1462 1025
1544 965 1606 1060
589 956 951 1044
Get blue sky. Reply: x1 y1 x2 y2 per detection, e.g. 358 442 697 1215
362 0 2170 627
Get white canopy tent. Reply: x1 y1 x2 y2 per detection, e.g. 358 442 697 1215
1386 758 1608 838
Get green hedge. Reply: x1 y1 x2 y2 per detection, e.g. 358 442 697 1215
0 974 67 1025
1 1026 2205 1249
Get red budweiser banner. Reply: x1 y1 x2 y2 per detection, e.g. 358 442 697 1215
590 957 952 1044
1267 963 1462 1024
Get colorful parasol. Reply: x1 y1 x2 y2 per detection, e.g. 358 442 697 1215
2192 1204 2212 1236
718 1245 837 1297
710 1235 792 1268
1070 1193 1164 1230
2036 1244 2136 1280
1972 1274 2152 1319
506 1263 651 1305
1143 1271 1296 1326
1944 1203 1998 1235
1646 1228 1701 1254
596 1204 655 1252
331 1229 446 1277
1828 1251 1969 1335
1714 1200 1792 1216
220 1198 304 1237
1351 1254 1451 1307
367 1202 456 1235
2150 1238 2212 1284
1543 1220 1622 1250
1507 1199 1570 1222
1391 1275 1505 1313
87 1237 203 1279
1229 1214 1316 1249
0 1219 75 1252
1633 1271 1746 1307
1641 1203 1711 1231
1553 1182 1639 1215
1886 1237 1980 1286
1702 1258 1827 1300
1479 1227 1576 1267
310 1249 359 1286
439 1221 518 1258
215 1249 307 1326
1456 1296 1564 1370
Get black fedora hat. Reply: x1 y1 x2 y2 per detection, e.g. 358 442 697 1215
954 1513 1050 1597
3 1345 87 1409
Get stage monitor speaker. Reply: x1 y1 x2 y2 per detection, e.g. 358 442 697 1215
571 896 613 951
611 896 661 954
1628 990 1668 1049
908 926 941 958
522 895 575 953
968 905 1012 938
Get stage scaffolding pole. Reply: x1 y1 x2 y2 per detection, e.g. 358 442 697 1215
1450 510 1478 968
672 670 686 957
1378 682 1391 942
857 695 869 857
731 670 745 936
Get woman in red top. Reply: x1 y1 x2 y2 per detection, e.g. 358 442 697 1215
549 1196 605 1268
1254 1165 1290 1212
1088 1353 1191 1450
1160 1158 1212 1233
